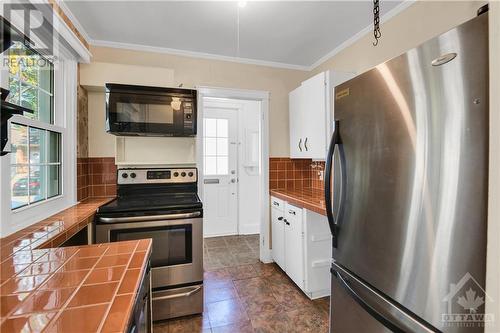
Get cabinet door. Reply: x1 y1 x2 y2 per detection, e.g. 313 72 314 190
300 72 326 159
271 207 286 270
285 204 304 289
289 86 304 158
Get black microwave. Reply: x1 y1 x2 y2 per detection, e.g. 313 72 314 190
105 84 197 137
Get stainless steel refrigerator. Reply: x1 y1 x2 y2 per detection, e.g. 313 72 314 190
325 10 489 333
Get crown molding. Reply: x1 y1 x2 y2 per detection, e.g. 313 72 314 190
55 0 92 47
90 39 311 71
308 0 417 70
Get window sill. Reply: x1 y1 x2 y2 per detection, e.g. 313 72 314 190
11 194 63 214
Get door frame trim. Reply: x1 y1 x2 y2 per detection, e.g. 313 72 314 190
196 86 272 263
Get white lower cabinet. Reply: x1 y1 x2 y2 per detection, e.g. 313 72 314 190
270 196 331 299
284 203 305 289
271 197 285 270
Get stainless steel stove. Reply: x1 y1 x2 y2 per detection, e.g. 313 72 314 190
94 167 203 321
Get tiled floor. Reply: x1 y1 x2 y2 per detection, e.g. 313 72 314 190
154 235 330 333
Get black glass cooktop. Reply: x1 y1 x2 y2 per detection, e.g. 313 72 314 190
97 192 202 214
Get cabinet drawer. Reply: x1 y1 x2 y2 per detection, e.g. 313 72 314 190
270 196 285 212
285 203 303 219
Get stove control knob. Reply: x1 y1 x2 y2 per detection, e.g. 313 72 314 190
181 172 186 177
188 172 194 177
122 173 128 178
130 173 136 179
173 172 179 177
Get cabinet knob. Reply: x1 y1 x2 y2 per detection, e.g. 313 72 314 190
304 137 308 151
278 217 283 221
288 210 296 215
298 138 303 152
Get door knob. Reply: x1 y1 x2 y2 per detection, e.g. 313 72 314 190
231 179 236 183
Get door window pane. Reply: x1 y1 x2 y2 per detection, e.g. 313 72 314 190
216 138 228 156
205 138 217 156
216 119 228 137
217 157 228 175
203 118 230 175
204 156 217 175
204 118 217 137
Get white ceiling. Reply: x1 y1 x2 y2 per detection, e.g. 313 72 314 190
63 1 407 70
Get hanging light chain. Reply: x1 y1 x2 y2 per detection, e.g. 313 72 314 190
373 0 381 46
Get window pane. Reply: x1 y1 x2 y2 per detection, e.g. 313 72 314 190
20 55 39 85
29 165 45 204
204 156 217 175
216 138 228 156
21 83 38 118
217 157 228 175
39 92 52 123
39 65 52 93
204 118 217 137
205 138 216 156
7 41 54 124
29 127 46 164
7 76 20 105
216 119 228 137
48 131 60 163
47 165 61 198
10 124 28 165
11 166 28 209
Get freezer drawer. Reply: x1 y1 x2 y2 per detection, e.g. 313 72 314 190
331 263 438 333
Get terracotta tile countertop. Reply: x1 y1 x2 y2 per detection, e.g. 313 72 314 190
0 197 115 261
270 188 327 216
0 239 152 332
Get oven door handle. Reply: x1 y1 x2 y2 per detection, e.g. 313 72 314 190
153 285 202 301
98 211 201 223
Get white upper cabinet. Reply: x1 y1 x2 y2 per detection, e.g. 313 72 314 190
289 70 354 159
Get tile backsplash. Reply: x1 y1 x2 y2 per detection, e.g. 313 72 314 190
77 157 117 201
269 157 325 191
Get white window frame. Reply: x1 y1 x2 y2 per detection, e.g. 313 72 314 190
0 5 80 237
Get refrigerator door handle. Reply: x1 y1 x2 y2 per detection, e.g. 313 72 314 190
325 120 345 247
333 264 440 333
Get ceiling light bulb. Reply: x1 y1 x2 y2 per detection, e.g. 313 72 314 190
238 1 247 8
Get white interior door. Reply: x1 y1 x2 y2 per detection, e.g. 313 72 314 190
203 107 238 237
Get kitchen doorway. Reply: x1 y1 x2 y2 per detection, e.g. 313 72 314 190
202 106 239 236
197 87 271 263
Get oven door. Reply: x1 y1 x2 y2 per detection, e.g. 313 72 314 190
95 213 203 288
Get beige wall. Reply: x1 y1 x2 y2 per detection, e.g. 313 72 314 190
87 46 307 157
311 1 486 76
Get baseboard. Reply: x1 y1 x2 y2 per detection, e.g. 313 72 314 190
203 232 238 238
239 223 260 235
305 288 331 300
